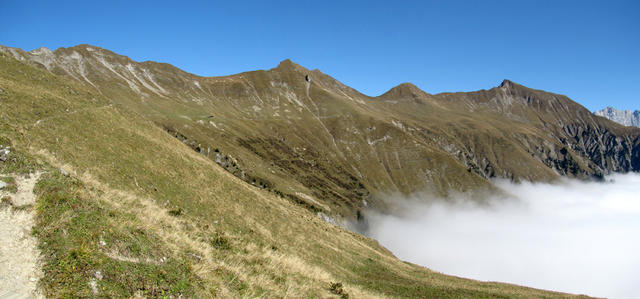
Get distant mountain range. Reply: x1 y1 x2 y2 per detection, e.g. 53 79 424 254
594 107 640 127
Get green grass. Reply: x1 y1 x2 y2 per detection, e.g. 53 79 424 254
0 48 599 298
0 136 40 175
33 170 198 298
0 175 17 193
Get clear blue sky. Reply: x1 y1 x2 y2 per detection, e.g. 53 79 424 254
1 0 638 111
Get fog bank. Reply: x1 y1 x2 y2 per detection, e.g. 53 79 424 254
367 173 640 298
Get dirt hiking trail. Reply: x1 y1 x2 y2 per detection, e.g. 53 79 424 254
0 172 44 299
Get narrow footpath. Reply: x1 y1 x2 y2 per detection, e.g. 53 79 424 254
0 172 43 299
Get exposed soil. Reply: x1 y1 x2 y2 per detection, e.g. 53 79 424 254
0 172 43 298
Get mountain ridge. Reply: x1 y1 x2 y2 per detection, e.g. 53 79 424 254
0 44 519 99
2 43 639 219
0 43 625 297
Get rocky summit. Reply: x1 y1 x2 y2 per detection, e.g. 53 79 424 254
0 43 637 298
595 106 640 128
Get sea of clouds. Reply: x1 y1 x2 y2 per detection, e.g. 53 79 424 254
366 173 640 298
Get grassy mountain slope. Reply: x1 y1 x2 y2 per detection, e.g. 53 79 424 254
0 47 595 297
0 48 591 298
3 44 638 224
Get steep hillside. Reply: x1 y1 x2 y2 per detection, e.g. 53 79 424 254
0 47 591 297
2 44 638 223
595 107 640 127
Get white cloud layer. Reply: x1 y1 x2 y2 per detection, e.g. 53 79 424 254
367 173 640 299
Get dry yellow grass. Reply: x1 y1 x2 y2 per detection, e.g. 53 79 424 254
35 148 390 298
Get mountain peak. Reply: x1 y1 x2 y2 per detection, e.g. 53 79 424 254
500 79 515 88
378 82 431 103
498 79 533 93
274 59 312 76
594 107 640 127
395 82 419 89
29 47 52 55
276 59 298 69
382 82 426 96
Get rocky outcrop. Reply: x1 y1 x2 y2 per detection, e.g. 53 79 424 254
558 123 639 175
594 107 640 127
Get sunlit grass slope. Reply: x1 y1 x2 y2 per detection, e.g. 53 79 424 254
0 51 591 297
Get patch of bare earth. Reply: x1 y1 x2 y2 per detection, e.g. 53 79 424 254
0 172 44 299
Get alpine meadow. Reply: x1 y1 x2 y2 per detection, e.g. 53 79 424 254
1 2 639 297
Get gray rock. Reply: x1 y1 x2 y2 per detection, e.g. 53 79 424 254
0 148 9 162
94 270 103 280
594 107 640 128
59 168 69 176
0 181 6 190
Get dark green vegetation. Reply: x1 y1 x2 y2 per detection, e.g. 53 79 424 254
0 43 625 297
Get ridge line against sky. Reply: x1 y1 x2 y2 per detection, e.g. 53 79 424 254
1 0 638 111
